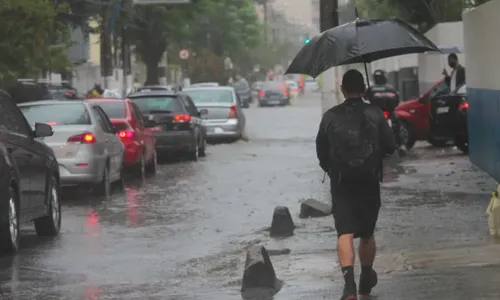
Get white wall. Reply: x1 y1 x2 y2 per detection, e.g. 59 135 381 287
417 22 465 91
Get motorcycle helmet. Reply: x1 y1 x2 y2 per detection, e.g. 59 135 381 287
373 69 387 85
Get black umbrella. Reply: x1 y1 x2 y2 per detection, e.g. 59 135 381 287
285 17 440 84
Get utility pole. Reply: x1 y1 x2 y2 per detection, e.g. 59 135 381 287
319 0 339 114
121 25 132 96
101 0 114 89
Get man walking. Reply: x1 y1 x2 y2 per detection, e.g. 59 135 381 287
316 69 396 300
443 53 466 94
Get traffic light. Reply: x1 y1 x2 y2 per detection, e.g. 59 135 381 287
304 38 311 44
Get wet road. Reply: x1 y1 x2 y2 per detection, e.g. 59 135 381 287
1 93 500 299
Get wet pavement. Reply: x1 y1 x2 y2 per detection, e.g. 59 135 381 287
2 93 500 299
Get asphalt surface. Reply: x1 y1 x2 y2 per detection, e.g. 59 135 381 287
1 93 500 299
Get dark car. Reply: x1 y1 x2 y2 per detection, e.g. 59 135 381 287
257 81 290 107
429 85 468 153
128 90 207 161
0 90 61 253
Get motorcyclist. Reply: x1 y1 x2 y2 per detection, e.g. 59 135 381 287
365 70 404 150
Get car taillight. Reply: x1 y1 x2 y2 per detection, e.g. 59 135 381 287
459 101 469 110
118 130 134 139
258 90 264 97
67 132 96 144
173 114 191 122
383 111 390 119
283 89 289 96
228 105 237 119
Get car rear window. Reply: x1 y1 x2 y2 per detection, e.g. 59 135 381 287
263 82 286 90
93 101 126 118
184 89 233 104
130 96 184 113
19 103 90 125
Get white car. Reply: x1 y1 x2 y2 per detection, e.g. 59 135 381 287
285 80 299 98
304 79 319 92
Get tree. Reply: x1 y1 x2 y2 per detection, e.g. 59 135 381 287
356 0 492 32
0 0 71 85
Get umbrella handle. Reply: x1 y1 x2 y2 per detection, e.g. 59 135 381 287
364 62 370 88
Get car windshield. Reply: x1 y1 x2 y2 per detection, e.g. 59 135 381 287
19 103 91 125
184 89 233 104
233 79 249 90
130 96 184 113
93 101 126 118
263 82 286 90
252 82 263 89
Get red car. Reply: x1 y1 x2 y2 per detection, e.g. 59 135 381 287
86 98 157 177
396 79 449 149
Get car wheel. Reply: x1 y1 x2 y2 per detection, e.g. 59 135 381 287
198 135 206 157
0 186 20 253
34 175 61 237
94 164 111 198
188 140 199 161
400 121 416 149
146 151 158 176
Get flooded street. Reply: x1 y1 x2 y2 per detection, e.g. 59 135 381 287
2 94 500 299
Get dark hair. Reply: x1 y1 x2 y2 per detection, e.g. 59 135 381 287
342 69 365 94
448 53 458 60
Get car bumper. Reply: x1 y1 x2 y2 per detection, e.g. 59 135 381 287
204 119 240 138
58 156 105 185
123 142 142 166
259 97 289 106
154 130 194 152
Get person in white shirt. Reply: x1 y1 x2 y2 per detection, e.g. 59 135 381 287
442 54 465 94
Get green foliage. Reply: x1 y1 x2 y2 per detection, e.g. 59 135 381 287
356 0 491 32
0 0 71 85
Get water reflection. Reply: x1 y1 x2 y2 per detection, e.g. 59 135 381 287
125 185 140 226
85 285 102 299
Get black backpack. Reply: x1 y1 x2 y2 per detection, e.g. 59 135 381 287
328 102 380 179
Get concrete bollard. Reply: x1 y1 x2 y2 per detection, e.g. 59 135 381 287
241 245 278 291
270 206 295 237
299 198 332 218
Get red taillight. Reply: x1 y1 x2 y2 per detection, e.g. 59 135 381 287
228 105 237 119
283 89 289 96
258 90 264 97
118 130 134 139
46 122 57 126
67 132 96 144
383 111 390 119
459 102 469 110
173 114 191 122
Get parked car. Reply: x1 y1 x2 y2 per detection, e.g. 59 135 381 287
285 80 300 98
257 81 291 107
232 78 251 107
183 86 246 141
18 100 125 196
128 90 207 160
0 90 61 253
190 82 219 88
396 79 450 149
430 85 469 154
86 98 158 177
304 78 319 92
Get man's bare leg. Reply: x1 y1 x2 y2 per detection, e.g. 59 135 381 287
338 234 357 299
358 236 378 295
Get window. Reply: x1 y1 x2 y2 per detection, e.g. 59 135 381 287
184 89 234 104
130 103 145 127
19 103 91 126
130 96 185 113
181 95 199 115
429 81 449 99
92 107 114 133
94 101 126 118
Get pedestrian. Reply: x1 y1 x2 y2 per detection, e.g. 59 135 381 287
442 53 466 94
315 69 396 300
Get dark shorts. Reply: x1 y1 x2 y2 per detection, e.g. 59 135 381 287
331 175 381 238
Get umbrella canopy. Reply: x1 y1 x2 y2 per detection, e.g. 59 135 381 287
426 45 463 54
285 18 440 78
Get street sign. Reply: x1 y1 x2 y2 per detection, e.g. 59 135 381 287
133 0 189 4
179 49 189 60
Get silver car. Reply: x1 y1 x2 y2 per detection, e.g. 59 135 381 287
18 101 125 195
183 86 246 140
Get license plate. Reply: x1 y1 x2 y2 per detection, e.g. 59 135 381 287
214 127 224 134
437 107 449 113
269 100 280 104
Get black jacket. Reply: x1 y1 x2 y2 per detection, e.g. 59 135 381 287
316 98 397 174
444 65 466 92
364 84 400 111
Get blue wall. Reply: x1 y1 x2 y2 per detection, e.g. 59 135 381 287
468 87 500 181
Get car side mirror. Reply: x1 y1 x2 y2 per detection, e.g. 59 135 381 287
34 122 53 138
144 119 158 128
198 108 208 117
